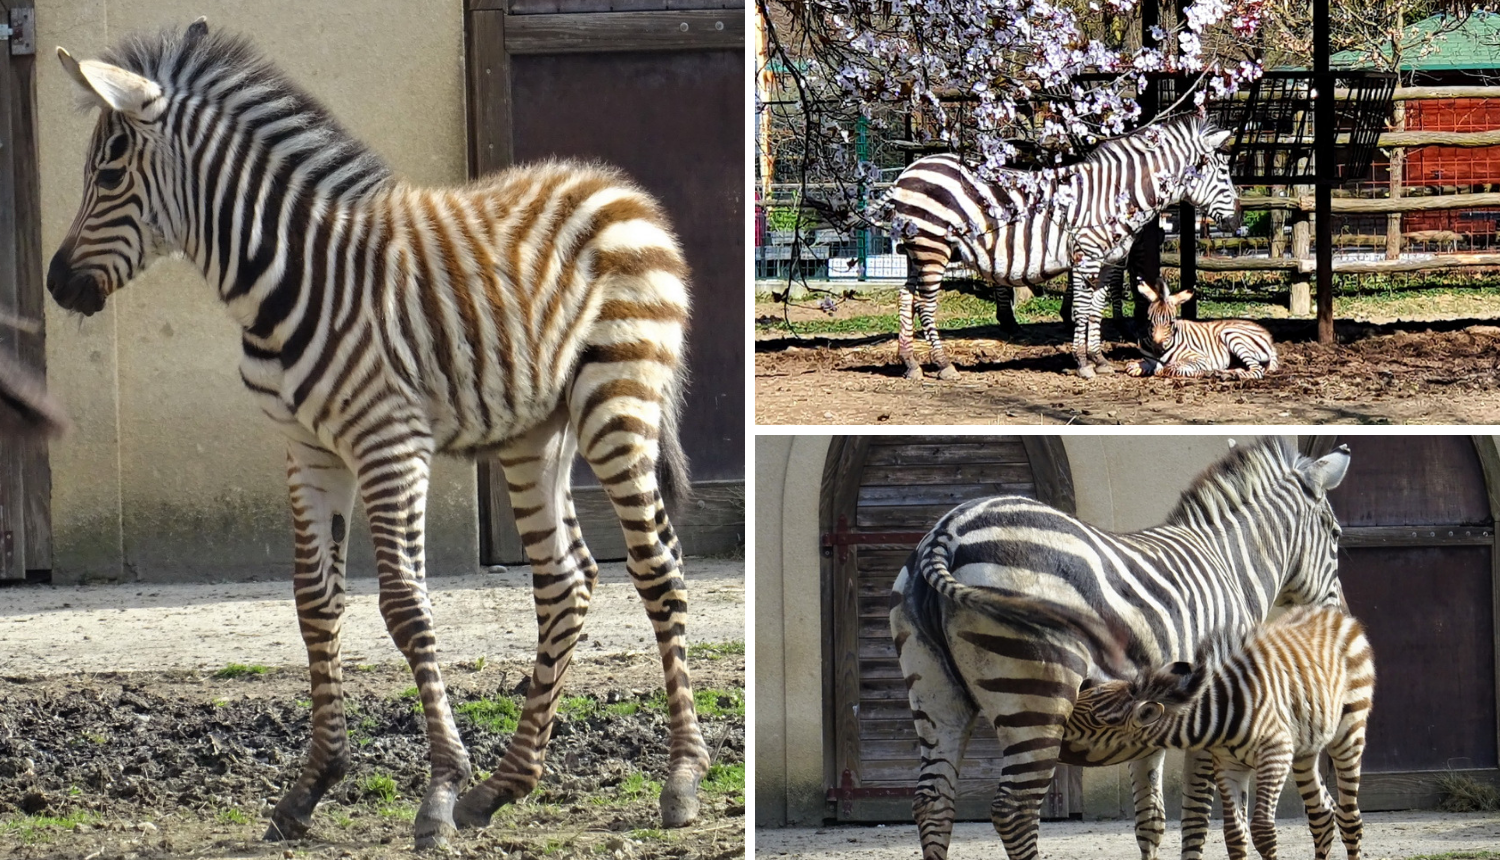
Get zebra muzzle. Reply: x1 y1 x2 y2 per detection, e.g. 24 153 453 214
46 251 107 316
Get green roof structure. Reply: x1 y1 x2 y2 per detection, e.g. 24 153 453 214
1330 11 1500 71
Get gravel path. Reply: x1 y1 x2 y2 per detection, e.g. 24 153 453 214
0 559 744 673
756 811 1500 860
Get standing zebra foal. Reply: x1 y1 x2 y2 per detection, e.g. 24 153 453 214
885 115 1239 379
1126 279 1279 379
890 436 1350 860
1067 606 1374 860
49 21 708 848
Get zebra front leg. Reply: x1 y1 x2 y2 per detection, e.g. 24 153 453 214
994 285 1020 331
360 445 472 849
1291 753 1338 860
1086 266 1116 373
1180 749 1219 860
574 368 709 825
454 411 600 828
1214 762 1254 860
891 576 977 860
1128 752 1167 860
266 439 357 842
1069 269 1097 378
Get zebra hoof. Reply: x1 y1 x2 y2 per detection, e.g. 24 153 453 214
263 813 311 842
660 774 702 827
452 788 505 829
1076 365 1096 380
903 366 924 380
936 365 960 381
1093 361 1116 374
413 822 456 851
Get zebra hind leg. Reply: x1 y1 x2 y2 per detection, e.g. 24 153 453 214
572 357 709 825
891 577 978 860
359 444 473 849
266 440 357 842
898 285 924 379
453 409 600 829
1291 753 1338 860
1213 763 1254 860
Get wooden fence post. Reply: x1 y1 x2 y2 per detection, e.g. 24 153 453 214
1290 184 1312 315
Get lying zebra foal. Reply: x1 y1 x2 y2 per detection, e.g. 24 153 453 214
1066 606 1374 860
1126 279 1279 379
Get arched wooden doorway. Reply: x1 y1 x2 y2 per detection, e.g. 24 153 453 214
820 435 1074 821
1305 435 1500 807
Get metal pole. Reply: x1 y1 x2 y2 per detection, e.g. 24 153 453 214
1177 2 1198 320
1136 0 1161 331
1315 0 1335 343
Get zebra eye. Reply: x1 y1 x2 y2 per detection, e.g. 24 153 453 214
96 168 127 190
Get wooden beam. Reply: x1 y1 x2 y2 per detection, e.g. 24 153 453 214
1243 191 1500 214
1340 525 1495 548
505 10 744 54
1393 85 1500 100
1159 255 1301 271
1322 253 1500 275
1378 129 1500 148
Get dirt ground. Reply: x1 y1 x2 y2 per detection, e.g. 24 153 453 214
0 566 745 859
755 319 1500 425
756 811 1500 859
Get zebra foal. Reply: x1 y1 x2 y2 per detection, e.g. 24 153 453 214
1067 606 1374 860
886 115 1239 379
1126 279 1279 379
48 21 708 848
890 436 1350 860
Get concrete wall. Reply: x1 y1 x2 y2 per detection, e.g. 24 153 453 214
753 434 1267 826
37 1 473 582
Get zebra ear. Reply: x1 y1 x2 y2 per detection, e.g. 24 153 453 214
56 49 166 122
186 18 210 42
1169 289 1194 306
1205 129 1233 151
1298 445 1352 498
1135 279 1157 301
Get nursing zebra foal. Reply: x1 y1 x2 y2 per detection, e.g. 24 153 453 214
48 22 708 848
1126 279 1279 379
886 115 1238 379
890 436 1351 860
1067 606 1374 860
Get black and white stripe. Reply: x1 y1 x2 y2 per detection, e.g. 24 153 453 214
887 115 1238 379
1067 605 1373 860
889 437 1350 860
48 21 709 848
1126 279 1279 379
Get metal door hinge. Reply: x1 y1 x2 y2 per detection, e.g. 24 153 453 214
5 9 36 56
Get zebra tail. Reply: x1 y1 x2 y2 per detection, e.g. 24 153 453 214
919 537 1132 677
657 362 692 510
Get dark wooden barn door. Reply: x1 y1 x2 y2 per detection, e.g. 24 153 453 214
0 3 52 582
1308 435 1500 807
822 435 1078 822
466 1 744 563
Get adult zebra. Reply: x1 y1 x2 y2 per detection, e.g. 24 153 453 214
889 436 1351 860
886 115 1238 379
48 22 708 849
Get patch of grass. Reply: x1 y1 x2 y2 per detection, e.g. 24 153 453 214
83 731 109 745
215 808 251 825
376 802 416 822
693 688 745 719
616 772 662 803
210 698 229 708
456 696 521 734
629 828 669 842
558 696 596 720
294 698 311 709
1436 772 1500 812
603 700 640 717
354 664 378 673
472 656 486 671
0 811 99 844
1401 853 1500 860
703 762 745 796
360 773 398 804
398 686 425 715
213 663 269 680
688 640 745 661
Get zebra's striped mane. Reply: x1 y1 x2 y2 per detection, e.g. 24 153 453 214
1079 115 1220 167
101 23 391 185
1165 435 1305 525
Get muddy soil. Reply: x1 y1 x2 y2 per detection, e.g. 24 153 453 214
0 654 745 859
756 319 1500 424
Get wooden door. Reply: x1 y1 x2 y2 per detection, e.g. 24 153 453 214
822 435 1080 821
1309 435 1500 807
466 1 744 564
0 3 52 581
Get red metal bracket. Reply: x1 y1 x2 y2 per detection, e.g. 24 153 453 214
820 515 928 562
826 769 916 818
